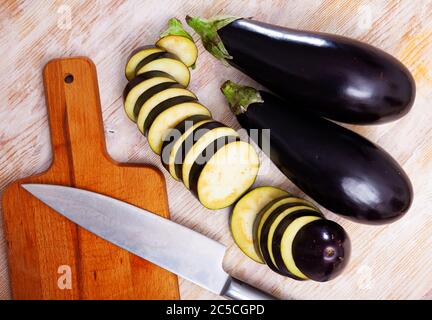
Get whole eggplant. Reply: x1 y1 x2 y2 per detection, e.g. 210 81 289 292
187 16 416 124
221 81 412 224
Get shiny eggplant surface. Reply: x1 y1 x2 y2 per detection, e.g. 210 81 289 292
221 81 413 224
188 16 415 124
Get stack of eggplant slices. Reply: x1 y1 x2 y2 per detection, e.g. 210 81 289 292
123 16 415 283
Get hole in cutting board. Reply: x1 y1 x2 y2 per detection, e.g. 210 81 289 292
64 74 74 83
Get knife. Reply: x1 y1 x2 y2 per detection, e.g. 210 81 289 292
22 184 276 300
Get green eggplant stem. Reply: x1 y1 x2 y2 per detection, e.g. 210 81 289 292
160 17 193 41
185 15 239 65
220 80 264 115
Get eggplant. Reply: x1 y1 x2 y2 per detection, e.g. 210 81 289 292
146 98 210 155
137 86 197 134
160 114 212 180
187 16 415 124
135 52 190 86
275 215 350 282
124 46 164 80
230 186 288 263
188 139 259 210
231 186 350 282
221 81 413 224
180 123 239 188
123 72 176 122
288 219 350 282
143 95 198 136
260 204 321 276
156 18 198 68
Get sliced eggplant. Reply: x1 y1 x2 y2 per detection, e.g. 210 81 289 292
144 96 198 136
132 82 183 121
174 121 228 182
160 116 212 181
181 125 239 189
147 101 211 155
135 52 179 73
260 204 321 276
136 55 190 87
156 36 198 68
123 72 176 122
123 70 174 100
277 215 323 279
137 87 197 134
230 187 288 263
290 219 350 282
157 18 198 67
124 46 164 81
189 140 260 210
253 195 317 256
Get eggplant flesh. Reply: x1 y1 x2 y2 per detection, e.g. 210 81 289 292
222 82 413 224
188 17 415 124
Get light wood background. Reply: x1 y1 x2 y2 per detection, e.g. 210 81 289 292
0 0 431 300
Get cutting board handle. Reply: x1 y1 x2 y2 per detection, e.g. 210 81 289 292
43 57 109 168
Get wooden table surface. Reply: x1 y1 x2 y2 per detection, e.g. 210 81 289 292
0 0 431 300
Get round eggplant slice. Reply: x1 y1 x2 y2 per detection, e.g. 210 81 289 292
156 35 198 67
147 102 211 155
279 216 325 280
291 219 350 282
175 121 227 182
123 74 176 122
123 70 174 100
190 140 260 210
133 82 184 121
144 96 198 136
136 56 190 87
137 87 197 134
253 195 318 259
260 204 321 275
161 116 213 181
182 126 240 189
230 186 288 263
125 46 164 80
135 52 179 73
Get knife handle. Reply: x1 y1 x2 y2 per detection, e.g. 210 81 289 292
222 277 277 300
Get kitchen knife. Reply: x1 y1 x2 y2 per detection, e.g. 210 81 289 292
22 184 276 300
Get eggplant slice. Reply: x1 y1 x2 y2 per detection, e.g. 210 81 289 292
156 35 198 67
147 102 211 155
279 215 322 279
144 96 198 136
137 87 197 134
181 125 239 189
189 140 260 210
133 82 184 121
253 195 317 262
230 186 288 263
125 46 164 81
136 55 190 87
123 73 176 122
174 121 227 182
260 204 321 277
161 116 213 181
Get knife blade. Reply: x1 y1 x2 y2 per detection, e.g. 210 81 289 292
22 183 275 300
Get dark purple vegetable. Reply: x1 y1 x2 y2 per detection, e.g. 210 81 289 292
291 219 350 281
187 16 415 124
221 81 413 224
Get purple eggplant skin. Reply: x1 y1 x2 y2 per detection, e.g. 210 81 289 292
292 219 351 282
187 17 416 124
221 81 413 225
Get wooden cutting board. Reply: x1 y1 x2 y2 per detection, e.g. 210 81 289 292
1 57 179 299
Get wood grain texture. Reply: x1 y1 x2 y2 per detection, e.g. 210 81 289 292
2 57 179 299
0 0 431 300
